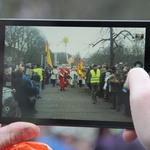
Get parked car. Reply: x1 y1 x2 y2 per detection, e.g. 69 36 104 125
2 87 21 117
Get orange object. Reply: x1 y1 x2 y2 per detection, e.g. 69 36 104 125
5 142 52 150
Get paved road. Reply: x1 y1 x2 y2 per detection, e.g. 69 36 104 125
34 83 132 124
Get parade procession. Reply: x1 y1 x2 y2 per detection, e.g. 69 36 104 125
2 25 145 123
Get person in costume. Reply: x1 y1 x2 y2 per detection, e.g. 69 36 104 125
59 65 69 91
70 67 78 87
50 66 58 87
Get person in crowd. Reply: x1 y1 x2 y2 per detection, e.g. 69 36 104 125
134 60 143 68
32 71 41 96
50 66 58 87
59 65 69 91
78 75 83 88
70 67 78 87
33 64 43 98
107 67 116 108
12 67 24 85
65 66 70 87
12 67 24 106
86 66 92 89
77 68 86 88
99 64 108 98
16 70 39 117
45 66 51 84
41 66 46 89
3 64 13 88
80 68 86 87
122 65 131 117
116 62 124 72
103 70 111 102
87 64 101 104
109 70 125 110
115 71 125 111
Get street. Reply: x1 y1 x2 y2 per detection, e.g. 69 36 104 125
34 83 132 123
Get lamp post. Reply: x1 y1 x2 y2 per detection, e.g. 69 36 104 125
63 37 69 62
40 51 46 66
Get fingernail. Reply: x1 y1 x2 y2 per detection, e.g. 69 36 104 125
24 127 38 139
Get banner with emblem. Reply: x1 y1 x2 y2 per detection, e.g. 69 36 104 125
68 55 74 64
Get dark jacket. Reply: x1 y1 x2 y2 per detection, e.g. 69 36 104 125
14 75 38 115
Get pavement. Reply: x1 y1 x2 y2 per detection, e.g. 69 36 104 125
35 83 132 122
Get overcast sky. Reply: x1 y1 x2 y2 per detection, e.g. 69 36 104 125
37 26 146 58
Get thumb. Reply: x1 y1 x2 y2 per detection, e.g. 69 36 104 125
124 68 150 149
0 122 40 150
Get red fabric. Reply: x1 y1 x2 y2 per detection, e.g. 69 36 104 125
65 68 70 86
5 142 52 150
59 68 70 88
59 68 66 88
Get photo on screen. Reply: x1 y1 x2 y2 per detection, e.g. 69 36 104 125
2 25 146 124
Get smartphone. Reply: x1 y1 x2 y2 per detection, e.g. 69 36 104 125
0 19 150 129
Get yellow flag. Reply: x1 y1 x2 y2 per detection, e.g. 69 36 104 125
77 58 86 78
77 58 83 76
45 41 52 67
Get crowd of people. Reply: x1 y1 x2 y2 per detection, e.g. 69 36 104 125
3 62 82 118
86 63 131 117
3 60 143 119
3 63 44 117
85 61 143 118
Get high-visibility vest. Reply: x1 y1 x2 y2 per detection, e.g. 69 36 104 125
90 69 100 83
33 68 43 81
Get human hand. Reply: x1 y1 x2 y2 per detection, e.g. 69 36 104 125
123 68 150 150
0 122 40 150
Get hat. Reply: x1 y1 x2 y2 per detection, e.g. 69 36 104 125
134 61 143 68
93 64 97 67
17 67 23 73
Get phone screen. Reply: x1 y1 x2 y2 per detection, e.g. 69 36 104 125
0 20 150 128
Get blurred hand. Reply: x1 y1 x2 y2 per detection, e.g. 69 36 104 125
123 68 150 150
0 122 40 150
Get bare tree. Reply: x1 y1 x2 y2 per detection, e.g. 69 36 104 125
92 27 135 66
5 26 46 65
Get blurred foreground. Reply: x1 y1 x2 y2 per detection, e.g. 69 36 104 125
33 126 145 150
